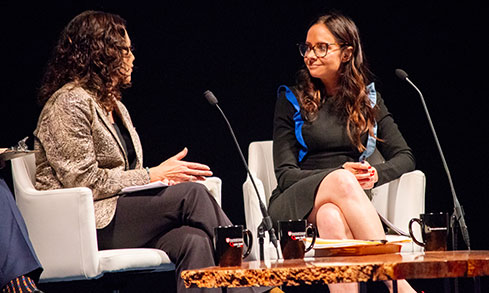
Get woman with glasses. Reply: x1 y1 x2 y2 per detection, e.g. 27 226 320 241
33 10 273 293
268 11 416 292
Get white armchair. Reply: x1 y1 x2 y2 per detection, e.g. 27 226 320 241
11 154 222 284
242 140 425 261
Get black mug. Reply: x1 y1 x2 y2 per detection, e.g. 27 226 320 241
278 219 316 259
214 225 253 267
408 212 449 251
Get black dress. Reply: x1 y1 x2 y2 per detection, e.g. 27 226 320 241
268 84 415 229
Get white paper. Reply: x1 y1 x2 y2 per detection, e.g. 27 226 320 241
305 236 412 249
121 181 168 193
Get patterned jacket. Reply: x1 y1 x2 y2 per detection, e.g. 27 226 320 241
34 83 149 229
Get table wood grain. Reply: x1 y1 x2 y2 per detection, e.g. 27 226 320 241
181 251 489 288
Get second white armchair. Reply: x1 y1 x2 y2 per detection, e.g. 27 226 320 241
242 140 426 261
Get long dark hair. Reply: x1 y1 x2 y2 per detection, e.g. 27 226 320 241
296 12 376 152
38 10 130 111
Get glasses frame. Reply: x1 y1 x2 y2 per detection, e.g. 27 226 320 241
297 42 347 58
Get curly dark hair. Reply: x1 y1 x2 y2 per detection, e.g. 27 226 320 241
38 10 131 111
296 12 377 152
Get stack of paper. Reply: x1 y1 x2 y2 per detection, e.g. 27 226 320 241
305 237 411 257
120 181 168 193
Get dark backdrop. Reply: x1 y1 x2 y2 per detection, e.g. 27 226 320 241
1 1 487 253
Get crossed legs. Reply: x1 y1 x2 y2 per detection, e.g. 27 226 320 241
307 169 384 240
97 182 266 293
307 169 415 293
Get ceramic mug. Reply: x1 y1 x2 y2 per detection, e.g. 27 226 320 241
408 212 449 251
214 225 253 267
277 219 316 259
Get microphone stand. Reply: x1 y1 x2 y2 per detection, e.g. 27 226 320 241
403 76 470 251
204 91 280 261
397 70 472 293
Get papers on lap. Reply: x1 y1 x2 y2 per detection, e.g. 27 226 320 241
0 149 37 161
307 236 411 257
121 181 168 193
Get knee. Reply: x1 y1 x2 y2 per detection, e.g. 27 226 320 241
319 169 361 200
327 169 358 191
181 228 212 249
315 204 349 239
174 182 213 202
316 204 343 229
174 181 208 194
316 204 343 226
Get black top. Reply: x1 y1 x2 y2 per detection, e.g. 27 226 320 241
272 87 415 193
112 114 137 170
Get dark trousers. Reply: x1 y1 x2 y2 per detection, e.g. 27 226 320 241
97 182 264 293
0 178 43 288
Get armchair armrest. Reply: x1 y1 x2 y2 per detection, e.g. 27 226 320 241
14 186 101 280
390 170 426 234
243 173 279 260
197 176 222 207
243 174 267 231
371 170 425 250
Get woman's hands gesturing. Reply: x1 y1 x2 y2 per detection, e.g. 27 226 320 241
342 161 378 190
149 147 213 185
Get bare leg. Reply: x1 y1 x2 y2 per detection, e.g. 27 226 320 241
306 176 363 293
308 203 358 292
307 203 354 239
309 169 385 240
384 280 417 293
307 170 418 292
327 283 359 293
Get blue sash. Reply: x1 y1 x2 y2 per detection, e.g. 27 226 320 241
277 85 308 162
277 83 378 162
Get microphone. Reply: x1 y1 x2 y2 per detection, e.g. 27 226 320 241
204 91 218 105
203 90 280 259
395 69 470 250
394 68 408 80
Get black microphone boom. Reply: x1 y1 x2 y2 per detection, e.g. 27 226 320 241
203 90 280 259
395 69 470 250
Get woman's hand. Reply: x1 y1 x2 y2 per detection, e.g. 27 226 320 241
149 147 213 185
342 161 378 190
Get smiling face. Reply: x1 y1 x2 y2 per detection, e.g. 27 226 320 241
304 23 352 94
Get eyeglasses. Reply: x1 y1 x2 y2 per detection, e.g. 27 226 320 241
121 45 135 55
297 42 346 58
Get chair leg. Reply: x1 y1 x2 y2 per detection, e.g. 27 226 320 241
474 277 481 293
359 282 367 293
392 280 398 293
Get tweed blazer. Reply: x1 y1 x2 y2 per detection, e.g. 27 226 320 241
34 83 150 229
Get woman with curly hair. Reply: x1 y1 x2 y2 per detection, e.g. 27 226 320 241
34 10 267 293
268 11 416 292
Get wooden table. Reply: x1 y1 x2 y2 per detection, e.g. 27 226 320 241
182 251 489 290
